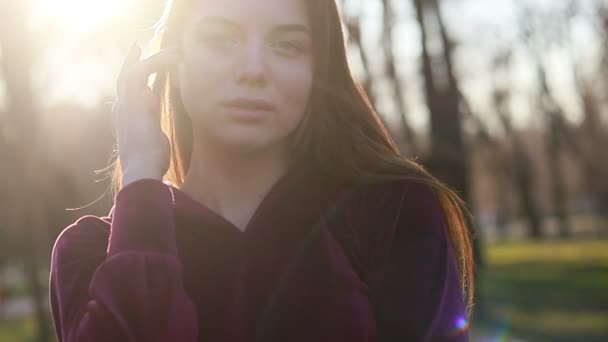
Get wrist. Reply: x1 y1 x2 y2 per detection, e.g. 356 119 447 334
121 164 163 187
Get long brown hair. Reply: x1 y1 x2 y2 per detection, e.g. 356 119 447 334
110 0 474 314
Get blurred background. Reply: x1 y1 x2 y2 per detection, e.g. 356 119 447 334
0 0 607 341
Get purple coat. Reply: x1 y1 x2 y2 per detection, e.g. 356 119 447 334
49 166 468 341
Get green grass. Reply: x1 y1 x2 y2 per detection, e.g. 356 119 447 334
4 280 31 298
0 317 40 342
474 239 608 341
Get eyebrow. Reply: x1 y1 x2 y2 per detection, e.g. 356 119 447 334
195 16 311 35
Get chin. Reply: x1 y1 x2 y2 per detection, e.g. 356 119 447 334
215 129 287 153
193 117 295 154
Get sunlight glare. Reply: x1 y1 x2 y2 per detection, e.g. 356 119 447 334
31 0 133 32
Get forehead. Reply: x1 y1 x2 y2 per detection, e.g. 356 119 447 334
187 0 309 28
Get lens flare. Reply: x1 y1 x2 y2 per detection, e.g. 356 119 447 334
448 316 471 337
31 0 133 33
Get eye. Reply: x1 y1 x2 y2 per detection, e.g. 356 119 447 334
269 40 305 55
197 33 240 50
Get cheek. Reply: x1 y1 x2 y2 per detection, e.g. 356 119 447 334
177 53 232 111
273 60 313 122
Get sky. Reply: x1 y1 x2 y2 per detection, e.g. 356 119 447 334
0 0 602 134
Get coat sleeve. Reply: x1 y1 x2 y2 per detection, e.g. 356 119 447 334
49 179 198 342
367 182 469 342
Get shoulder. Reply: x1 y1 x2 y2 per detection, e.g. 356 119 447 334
341 177 447 237
330 177 450 280
356 180 468 341
51 215 111 268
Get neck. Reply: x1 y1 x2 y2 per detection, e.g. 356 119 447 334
179 137 289 231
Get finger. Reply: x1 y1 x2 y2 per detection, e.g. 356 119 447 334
124 48 181 93
117 42 143 97
122 42 143 75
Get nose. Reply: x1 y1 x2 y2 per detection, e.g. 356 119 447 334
235 39 267 87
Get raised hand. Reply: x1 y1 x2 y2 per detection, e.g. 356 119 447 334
113 44 181 186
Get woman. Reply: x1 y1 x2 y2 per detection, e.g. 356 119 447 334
49 0 474 341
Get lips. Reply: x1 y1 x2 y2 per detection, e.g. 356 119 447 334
220 98 275 111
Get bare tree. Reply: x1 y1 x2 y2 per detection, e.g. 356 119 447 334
491 51 544 239
379 0 417 155
342 0 416 153
518 6 573 238
344 14 375 105
582 1 608 217
0 0 52 340
412 0 483 266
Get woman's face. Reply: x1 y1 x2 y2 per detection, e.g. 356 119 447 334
177 0 313 152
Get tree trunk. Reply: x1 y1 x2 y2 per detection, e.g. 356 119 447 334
380 0 417 155
413 0 483 267
0 1 51 341
491 53 544 239
537 66 571 238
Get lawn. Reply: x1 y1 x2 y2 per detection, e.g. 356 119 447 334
0 318 41 342
473 239 608 341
